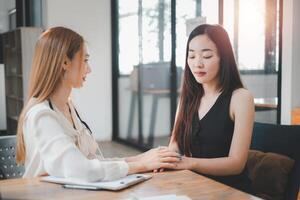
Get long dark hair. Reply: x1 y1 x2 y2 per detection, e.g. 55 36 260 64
172 24 244 156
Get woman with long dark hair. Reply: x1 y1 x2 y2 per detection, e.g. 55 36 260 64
167 24 254 192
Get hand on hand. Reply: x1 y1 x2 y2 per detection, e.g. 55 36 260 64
154 155 190 172
139 146 181 172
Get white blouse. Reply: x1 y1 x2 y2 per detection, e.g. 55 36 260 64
22 100 129 182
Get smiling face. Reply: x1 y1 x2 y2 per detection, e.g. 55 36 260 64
187 34 220 86
63 44 91 88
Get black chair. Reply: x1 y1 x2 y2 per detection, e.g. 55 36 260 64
251 122 300 200
0 135 24 179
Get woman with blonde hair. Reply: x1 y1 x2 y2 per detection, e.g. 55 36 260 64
16 27 180 182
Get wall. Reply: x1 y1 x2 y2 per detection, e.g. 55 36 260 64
43 0 112 141
281 0 300 124
292 0 300 108
281 0 293 124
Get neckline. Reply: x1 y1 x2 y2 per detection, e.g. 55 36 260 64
197 92 223 122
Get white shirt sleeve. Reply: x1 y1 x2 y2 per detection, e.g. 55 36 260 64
26 107 129 182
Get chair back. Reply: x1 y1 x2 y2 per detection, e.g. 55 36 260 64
251 122 300 200
0 135 24 179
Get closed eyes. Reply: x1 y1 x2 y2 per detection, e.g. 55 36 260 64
203 55 213 59
188 55 213 59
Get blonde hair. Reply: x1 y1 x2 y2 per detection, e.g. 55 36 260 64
16 27 84 164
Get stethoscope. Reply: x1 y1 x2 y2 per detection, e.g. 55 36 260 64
48 100 93 135
48 99 105 159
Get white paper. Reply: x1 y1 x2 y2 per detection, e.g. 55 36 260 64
41 174 152 190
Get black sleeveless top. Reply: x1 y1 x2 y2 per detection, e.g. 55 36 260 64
179 91 252 193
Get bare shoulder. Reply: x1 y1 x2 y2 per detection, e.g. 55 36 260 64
231 88 254 104
230 88 254 114
230 88 254 119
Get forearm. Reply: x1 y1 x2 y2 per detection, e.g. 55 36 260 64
185 156 245 176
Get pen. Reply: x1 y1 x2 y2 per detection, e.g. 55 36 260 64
63 184 101 190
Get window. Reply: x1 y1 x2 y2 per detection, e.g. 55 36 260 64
119 0 171 75
223 0 279 73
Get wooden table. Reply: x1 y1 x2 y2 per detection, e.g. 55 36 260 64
0 170 260 200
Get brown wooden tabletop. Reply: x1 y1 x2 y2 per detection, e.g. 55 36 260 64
0 170 261 200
